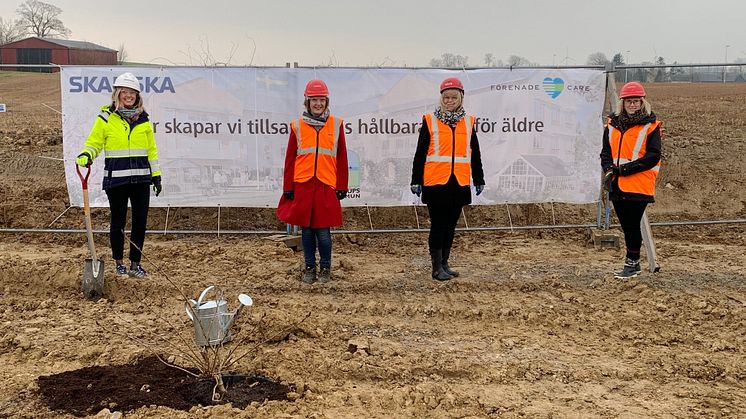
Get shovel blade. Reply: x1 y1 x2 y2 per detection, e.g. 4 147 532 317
83 258 105 300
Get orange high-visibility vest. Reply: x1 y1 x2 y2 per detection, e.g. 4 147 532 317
608 119 662 196
423 114 475 186
291 116 343 188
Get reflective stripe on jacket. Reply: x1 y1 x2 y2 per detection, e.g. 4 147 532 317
80 105 161 190
291 115 342 188
608 120 662 196
423 114 474 187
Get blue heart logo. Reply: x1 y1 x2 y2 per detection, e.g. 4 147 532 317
543 77 564 99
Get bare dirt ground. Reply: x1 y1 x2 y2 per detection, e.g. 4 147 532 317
1 72 745 418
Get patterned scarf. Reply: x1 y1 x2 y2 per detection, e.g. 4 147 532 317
434 106 466 127
301 109 330 127
616 110 648 131
117 107 142 124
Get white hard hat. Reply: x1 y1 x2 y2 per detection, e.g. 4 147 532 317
113 72 140 92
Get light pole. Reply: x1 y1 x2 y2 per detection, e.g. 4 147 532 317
724 44 730 83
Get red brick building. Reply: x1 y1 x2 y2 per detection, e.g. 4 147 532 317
0 37 117 71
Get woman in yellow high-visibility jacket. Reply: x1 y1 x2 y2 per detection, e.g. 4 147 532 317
76 72 162 279
410 77 485 281
600 81 662 279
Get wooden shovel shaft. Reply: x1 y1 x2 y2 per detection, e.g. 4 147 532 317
82 187 100 276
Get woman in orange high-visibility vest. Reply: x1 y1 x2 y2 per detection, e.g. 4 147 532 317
600 81 662 279
410 77 485 281
277 79 349 285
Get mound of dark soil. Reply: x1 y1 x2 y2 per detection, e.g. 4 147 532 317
37 356 290 416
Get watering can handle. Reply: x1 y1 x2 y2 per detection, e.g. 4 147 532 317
197 285 217 306
185 300 197 320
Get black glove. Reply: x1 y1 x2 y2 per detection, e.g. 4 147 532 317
283 190 294 200
410 184 422 197
151 175 162 197
336 190 347 200
475 185 484 196
611 166 622 176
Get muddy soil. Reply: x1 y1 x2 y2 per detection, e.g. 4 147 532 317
37 356 290 416
0 72 745 418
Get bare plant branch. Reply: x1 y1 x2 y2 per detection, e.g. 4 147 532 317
245 35 256 66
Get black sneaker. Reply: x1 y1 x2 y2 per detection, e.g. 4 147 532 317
302 266 316 284
614 258 641 279
128 265 147 279
115 263 128 276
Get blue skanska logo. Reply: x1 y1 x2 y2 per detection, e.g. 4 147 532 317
542 77 564 99
68 76 175 93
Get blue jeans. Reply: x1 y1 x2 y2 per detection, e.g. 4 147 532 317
301 227 332 269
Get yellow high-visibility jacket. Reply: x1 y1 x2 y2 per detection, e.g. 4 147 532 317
80 105 161 190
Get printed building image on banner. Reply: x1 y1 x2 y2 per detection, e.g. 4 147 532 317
61 67 605 208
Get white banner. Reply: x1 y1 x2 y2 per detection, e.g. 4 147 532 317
61 67 606 207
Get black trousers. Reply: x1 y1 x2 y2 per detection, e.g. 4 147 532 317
105 183 151 263
426 202 463 254
612 200 648 259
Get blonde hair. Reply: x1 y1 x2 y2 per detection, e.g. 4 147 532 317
440 90 464 111
111 87 144 111
616 97 651 116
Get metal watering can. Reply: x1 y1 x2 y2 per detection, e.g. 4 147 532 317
185 285 253 347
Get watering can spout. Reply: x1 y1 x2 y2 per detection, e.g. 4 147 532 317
223 294 253 332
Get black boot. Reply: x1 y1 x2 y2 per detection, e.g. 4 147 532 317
614 258 641 279
430 249 454 281
302 265 317 284
318 267 331 283
442 246 460 277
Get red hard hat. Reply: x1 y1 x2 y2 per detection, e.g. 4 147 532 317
440 77 464 93
619 82 646 98
304 79 329 97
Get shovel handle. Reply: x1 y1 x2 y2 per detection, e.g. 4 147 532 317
76 164 91 190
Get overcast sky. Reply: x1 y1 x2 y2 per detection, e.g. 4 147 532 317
2 0 744 67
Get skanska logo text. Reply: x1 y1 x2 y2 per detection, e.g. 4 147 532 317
68 76 175 93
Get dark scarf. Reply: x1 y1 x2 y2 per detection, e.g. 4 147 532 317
615 110 652 131
301 109 330 127
434 106 466 127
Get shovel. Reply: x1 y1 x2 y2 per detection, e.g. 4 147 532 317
76 164 105 300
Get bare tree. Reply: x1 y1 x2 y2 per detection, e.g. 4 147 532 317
484 53 504 67
0 16 25 45
429 53 469 68
507 55 533 67
117 43 128 64
16 0 71 38
484 53 496 67
654 56 669 82
587 52 610 66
